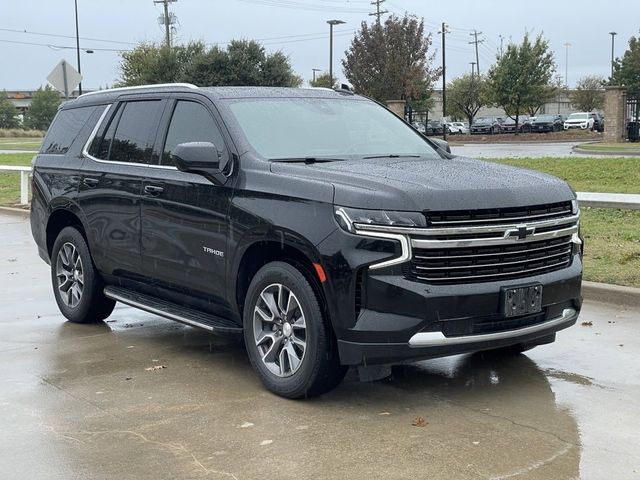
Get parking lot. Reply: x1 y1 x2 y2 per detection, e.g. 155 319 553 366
1 211 639 480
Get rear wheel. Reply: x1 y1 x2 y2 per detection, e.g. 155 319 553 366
51 227 115 323
243 261 347 399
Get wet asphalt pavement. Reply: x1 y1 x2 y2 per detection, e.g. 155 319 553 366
1 212 639 480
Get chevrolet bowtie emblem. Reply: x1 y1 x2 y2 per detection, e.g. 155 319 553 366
506 225 535 240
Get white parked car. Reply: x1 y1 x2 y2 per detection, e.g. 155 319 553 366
446 121 469 134
564 112 595 131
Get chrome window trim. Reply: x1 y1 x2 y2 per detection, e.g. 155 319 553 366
410 225 579 249
408 308 577 347
81 103 178 170
353 212 580 237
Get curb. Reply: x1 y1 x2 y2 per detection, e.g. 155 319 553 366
0 206 30 218
582 281 640 309
572 142 640 156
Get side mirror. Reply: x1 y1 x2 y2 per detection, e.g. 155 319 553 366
171 142 228 184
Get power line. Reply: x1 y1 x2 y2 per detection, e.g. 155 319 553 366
233 0 369 13
0 27 136 45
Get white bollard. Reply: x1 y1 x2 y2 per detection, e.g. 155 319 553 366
20 170 29 205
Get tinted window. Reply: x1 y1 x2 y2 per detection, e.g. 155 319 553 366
108 100 163 164
89 104 122 160
42 106 99 154
162 101 225 166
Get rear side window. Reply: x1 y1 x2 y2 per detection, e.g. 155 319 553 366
41 106 99 154
162 101 226 166
109 101 163 164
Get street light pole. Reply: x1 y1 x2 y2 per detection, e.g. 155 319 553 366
327 20 345 88
609 32 618 80
563 43 571 88
74 0 82 96
439 22 450 141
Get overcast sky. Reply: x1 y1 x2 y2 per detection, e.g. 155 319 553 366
2 0 638 91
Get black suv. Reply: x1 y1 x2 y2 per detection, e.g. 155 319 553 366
31 84 583 398
470 116 504 135
530 114 564 133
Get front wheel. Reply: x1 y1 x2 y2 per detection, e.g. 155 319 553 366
51 227 115 323
243 262 347 399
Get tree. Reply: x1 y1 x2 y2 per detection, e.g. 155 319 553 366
486 33 556 132
611 36 640 93
0 92 19 129
118 40 302 88
309 72 337 89
23 86 60 130
342 14 441 103
447 74 487 126
570 75 605 111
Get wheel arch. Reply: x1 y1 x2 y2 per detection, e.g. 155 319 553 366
45 208 89 259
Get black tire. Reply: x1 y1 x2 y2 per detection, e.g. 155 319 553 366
50 226 115 323
243 261 347 399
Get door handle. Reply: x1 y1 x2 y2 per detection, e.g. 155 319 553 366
144 185 164 196
83 177 99 187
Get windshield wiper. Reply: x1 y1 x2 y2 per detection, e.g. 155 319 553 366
362 154 421 159
271 157 345 164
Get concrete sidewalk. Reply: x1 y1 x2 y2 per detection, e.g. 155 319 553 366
577 191 640 210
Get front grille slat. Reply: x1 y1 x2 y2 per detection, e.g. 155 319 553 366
406 200 577 284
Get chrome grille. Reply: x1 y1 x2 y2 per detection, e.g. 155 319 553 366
351 201 580 284
407 236 573 283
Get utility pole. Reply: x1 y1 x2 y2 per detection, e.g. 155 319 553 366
327 20 345 88
439 22 450 141
74 0 82 96
609 32 618 80
469 30 484 75
563 42 571 88
312 68 321 83
154 0 177 48
470 62 476 79
369 0 388 24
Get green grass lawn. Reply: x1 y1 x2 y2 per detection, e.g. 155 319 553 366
581 208 640 287
0 153 34 206
490 157 640 194
0 137 42 151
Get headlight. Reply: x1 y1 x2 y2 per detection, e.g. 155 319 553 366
335 207 426 233
571 199 579 215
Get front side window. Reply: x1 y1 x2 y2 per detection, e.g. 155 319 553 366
162 101 225 166
227 97 440 160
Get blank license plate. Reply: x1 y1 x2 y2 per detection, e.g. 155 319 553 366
502 285 543 317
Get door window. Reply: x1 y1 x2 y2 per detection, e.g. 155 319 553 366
162 101 226 166
109 101 163 164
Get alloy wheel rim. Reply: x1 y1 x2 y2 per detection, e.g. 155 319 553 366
56 242 84 308
253 283 307 377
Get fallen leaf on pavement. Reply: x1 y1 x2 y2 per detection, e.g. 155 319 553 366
581 321 593 327
378 411 391 416
412 416 427 427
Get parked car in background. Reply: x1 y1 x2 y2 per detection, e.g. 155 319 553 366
564 112 595 131
590 112 605 132
530 114 564 133
425 120 445 136
470 116 504 135
501 116 532 134
412 121 426 134
446 121 469 134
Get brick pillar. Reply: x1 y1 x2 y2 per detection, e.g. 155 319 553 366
604 86 627 143
386 100 406 119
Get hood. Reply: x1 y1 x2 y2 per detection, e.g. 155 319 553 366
270 156 575 212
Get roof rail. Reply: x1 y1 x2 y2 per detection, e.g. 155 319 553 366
79 83 198 98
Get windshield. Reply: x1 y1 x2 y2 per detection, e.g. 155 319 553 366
474 118 493 125
568 113 588 120
535 115 555 121
226 97 440 160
